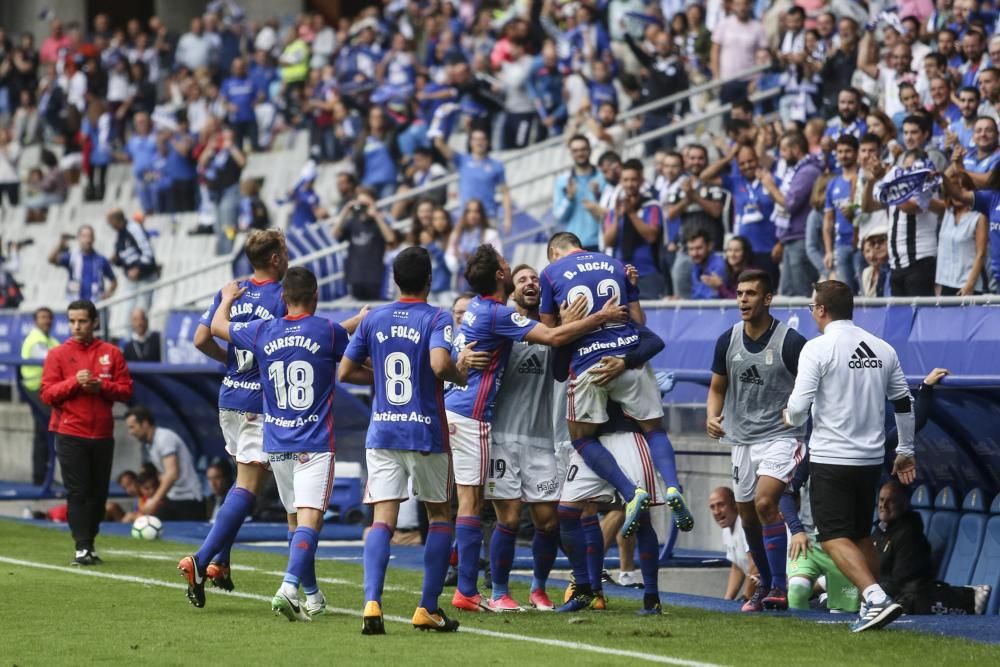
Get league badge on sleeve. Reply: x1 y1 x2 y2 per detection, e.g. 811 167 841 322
511 313 531 328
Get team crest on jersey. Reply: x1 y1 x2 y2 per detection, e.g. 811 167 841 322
765 349 774 366
511 313 531 328
98 354 110 365
449 424 457 435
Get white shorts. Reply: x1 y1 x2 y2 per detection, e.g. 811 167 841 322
561 431 665 505
731 438 805 503
554 440 573 491
446 411 489 486
269 451 336 513
484 440 561 503
568 363 663 424
364 448 452 505
219 409 266 465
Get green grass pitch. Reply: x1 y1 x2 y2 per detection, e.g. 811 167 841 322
0 520 996 666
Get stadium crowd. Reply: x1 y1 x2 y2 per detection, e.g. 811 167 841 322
1 0 999 314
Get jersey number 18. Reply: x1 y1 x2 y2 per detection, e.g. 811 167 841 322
267 360 315 410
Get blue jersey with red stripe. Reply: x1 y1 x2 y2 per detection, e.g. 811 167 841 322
539 249 640 374
444 295 539 422
199 278 286 412
344 299 453 453
229 314 347 453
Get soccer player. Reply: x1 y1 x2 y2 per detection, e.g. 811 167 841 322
541 232 692 537
483 264 563 612
445 244 627 612
784 280 915 633
210 267 365 621
339 247 476 634
706 269 807 612
179 229 288 605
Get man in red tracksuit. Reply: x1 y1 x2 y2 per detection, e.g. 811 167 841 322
41 299 133 565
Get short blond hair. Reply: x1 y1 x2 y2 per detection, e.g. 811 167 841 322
244 229 286 269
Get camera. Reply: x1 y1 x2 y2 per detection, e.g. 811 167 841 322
351 203 367 215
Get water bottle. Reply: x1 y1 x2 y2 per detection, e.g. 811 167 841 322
788 312 800 331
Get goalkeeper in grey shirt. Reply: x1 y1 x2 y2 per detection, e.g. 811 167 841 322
784 280 915 634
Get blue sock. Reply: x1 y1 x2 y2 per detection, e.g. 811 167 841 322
455 515 482 597
746 531 772 588
300 530 319 596
363 522 393 603
490 523 517 600
558 505 590 587
582 515 604 593
284 526 318 589
194 486 254 571
643 429 680 489
763 522 788 589
420 522 453 610
573 437 635 501
530 528 559 593
637 513 659 597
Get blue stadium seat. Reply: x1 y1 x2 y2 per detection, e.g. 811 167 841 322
911 484 933 528
992 493 1000 515
971 513 1000 615
942 489 988 586
926 487 960 579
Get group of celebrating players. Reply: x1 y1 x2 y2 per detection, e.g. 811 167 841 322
176 222 915 635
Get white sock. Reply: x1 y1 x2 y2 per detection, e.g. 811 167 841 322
306 591 324 605
280 582 299 599
862 584 887 605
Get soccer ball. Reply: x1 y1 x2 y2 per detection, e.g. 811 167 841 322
131 515 163 540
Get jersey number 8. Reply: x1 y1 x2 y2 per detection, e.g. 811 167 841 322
567 279 623 327
267 360 314 410
385 351 413 406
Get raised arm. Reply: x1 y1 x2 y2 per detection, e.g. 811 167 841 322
209 282 247 342
523 296 627 347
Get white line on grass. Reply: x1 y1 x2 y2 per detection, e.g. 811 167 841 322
0 555 724 667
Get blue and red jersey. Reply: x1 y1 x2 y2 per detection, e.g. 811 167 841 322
443 295 538 422
199 278 286 412
229 314 347 454
344 299 453 453
539 249 639 375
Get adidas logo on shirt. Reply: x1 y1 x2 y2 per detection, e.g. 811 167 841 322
517 353 545 375
849 341 883 369
738 365 764 385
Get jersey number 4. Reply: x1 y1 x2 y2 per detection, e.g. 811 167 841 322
267 360 315 410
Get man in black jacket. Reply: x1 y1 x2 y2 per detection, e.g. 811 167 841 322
624 31 689 153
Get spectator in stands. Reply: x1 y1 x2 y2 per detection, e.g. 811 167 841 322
862 150 941 296
120 307 161 362
0 127 21 206
124 405 205 521
335 171 359 214
81 100 112 202
625 26 689 152
874 481 988 615
935 183 987 296
963 117 1000 173
221 57 259 151
445 199 502 288
604 159 664 298
353 105 400 200
711 236 756 299
553 135 605 252
497 38 535 150
823 136 861 294
41 299 133 565
859 226 891 297
819 17 860 118
175 17 212 72
107 209 158 315
123 112 158 214
710 0 769 104
393 147 447 219
687 228 727 300
709 486 754 601
23 149 67 221
858 39 914 119
199 126 246 255
286 162 327 229
205 460 234 522
12 90 41 147
434 127 513 234
20 307 58 486
977 67 1000 121
48 225 117 303
823 88 867 144
528 40 566 140
332 187 396 300
166 111 198 213
942 150 1000 294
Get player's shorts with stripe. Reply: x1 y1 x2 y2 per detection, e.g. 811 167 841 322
561 431 665 504
731 437 805 503
484 440 561 503
445 410 489 486
567 363 663 424
219 409 266 465
364 448 452 505
269 451 335 513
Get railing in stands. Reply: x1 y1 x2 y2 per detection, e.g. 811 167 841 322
94 86 782 328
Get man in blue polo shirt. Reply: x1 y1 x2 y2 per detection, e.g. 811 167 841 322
553 135 605 251
221 57 259 151
48 225 117 302
603 159 663 298
962 117 1000 173
434 127 513 233
687 228 727 300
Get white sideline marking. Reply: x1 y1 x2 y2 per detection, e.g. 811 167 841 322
102 550 418 594
0 555 723 667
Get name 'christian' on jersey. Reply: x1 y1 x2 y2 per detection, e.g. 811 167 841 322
539 249 639 374
200 278 286 412
444 295 539 422
344 299 453 453
229 314 347 453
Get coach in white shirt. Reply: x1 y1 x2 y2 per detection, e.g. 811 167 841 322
783 280 916 634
